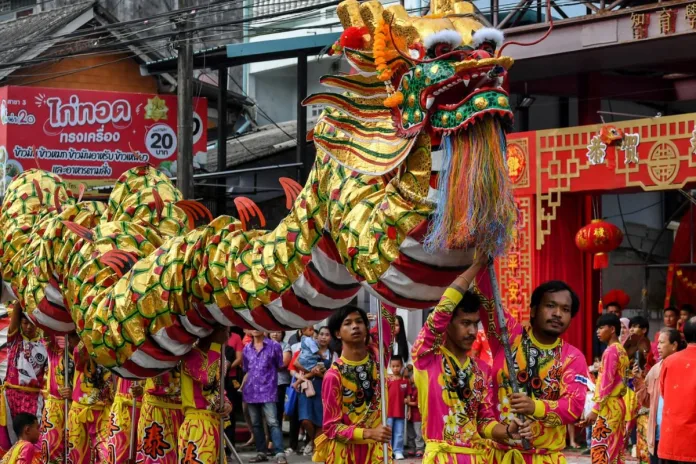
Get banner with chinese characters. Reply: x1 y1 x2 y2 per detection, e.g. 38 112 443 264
0 86 207 196
505 114 696 250
494 195 534 324
496 113 696 323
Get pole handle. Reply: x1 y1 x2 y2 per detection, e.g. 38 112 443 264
374 297 390 464
487 260 532 451
128 387 138 463
219 344 227 464
63 335 70 464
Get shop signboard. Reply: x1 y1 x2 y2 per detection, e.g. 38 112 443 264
0 86 207 196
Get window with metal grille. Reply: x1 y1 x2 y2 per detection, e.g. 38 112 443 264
310 104 324 118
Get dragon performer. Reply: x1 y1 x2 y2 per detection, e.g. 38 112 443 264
0 0 516 379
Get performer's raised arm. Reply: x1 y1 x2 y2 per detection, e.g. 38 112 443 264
412 255 487 366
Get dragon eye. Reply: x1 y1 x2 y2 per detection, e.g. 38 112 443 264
478 42 495 55
434 43 452 56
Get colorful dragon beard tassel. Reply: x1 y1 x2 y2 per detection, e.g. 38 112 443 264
423 118 517 257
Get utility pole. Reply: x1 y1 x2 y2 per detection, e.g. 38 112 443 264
177 0 194 199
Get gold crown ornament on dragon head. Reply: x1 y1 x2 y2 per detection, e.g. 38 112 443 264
309 0 517 255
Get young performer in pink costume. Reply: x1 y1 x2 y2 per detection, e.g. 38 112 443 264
412 257 529 464
101 378 143 462
0 413 41 464
39 332 78 464
587 314 629 464
0 303 47 454
136 371 182 464
177 327 232 464
66 342 113 464
478 279 589 464
314 302 396 464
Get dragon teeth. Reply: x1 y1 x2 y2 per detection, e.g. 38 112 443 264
426 96 435 109
463 78 470 86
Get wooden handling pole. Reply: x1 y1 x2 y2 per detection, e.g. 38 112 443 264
63 335 69 464
487 259 531 450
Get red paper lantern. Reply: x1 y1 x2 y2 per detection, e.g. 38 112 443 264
575 219 623 269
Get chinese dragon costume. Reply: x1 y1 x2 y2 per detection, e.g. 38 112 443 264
0 0 516 378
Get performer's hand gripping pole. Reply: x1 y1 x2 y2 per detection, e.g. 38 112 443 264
63 335 69 464
376 299 389 464
487 258 532 450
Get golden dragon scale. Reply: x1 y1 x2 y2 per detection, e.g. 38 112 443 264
0 0 518 378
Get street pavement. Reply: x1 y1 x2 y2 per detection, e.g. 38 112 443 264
230 448 603 464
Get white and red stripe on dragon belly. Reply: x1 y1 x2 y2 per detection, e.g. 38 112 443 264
110 220 474 379
22 272 74 335
151 219 472 339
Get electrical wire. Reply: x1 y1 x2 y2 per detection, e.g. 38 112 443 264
0 0 332 59
616 194 647 258
603 200 661 220
0 0 593 67
0 0 245 54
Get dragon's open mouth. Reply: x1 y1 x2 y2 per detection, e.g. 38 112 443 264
426 58 514 133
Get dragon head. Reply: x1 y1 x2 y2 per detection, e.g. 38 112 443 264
310 0 517 256
336 0 513 137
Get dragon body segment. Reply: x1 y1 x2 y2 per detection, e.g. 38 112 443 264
0 0 517 378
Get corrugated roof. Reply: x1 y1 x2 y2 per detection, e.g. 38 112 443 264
207 117 319 171
0 1 94 80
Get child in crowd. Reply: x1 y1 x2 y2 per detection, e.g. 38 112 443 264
0 413 40 464
405 367 424 458
297 326 319 371
678 304 693 332
387 355 408 461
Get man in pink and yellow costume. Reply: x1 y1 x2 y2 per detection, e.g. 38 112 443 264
412 258 531 464
481 280 590 464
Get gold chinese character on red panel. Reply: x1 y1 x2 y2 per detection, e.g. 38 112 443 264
687 3 696 29
659 9 676 35
620 133 641 164
586 135 607 165
508 281 520 304
508 254 519 270
631 12 650 39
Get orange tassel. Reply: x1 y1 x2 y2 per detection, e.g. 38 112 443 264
383 92 404 108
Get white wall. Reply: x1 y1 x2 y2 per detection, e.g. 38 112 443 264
250 57 351 125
